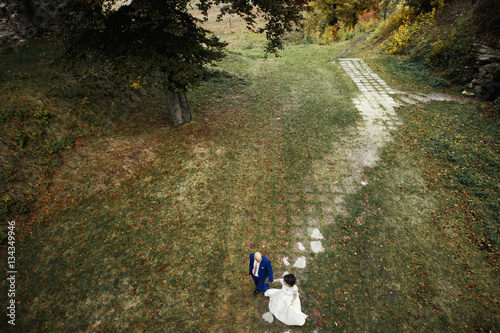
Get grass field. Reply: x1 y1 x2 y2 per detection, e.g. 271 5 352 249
1 9 499 333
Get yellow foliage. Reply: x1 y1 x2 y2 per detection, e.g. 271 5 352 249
431 0 445 10
428 31 457 63
383 8 438 54
322 24 340 44
368 6 414 44
86 68 99 78
130 76 141 89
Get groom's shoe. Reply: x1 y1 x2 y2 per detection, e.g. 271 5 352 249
253 289 259 296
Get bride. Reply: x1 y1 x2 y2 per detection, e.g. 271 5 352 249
264 273 308 326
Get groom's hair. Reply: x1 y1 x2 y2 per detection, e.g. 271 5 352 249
284 274 296 287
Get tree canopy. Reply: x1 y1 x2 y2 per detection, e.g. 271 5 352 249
52 0 306 125
59 0 224 92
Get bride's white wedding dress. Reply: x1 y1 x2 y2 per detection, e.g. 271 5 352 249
264 279 307 326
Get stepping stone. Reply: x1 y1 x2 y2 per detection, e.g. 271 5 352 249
324 216 335 224
262 311 274 323
297 242 306 251
292 216 303 225
322 205 334 213
293 256 306 268
311 241 325 253
306 216 319 225
282 257 290 266
336 205 349 216
311 228 324 239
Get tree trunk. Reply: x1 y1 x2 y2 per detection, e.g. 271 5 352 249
166 89 191 126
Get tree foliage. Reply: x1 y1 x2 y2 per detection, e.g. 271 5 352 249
403 0 445 14
58 0 223 93
336 0 380 27
52 0 306 125
308 0 380 29
57 0 305 91
308 0 340 27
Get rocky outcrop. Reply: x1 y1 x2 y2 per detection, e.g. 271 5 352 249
0 3 22 46
462 43 500 101
0 1 62 48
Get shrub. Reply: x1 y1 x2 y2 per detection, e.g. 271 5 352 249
0 195 14 215
44 134 76 154
471 0 500 47
12 72 32 80
399 1 476 81
369 6 415 44
45 140 60 154
424 31 474 73
33 107 52 123
493 97 500 115
3 82 15 90
382 8 437 54
338 17 379 41
322 24 340 44
16 132 28 148
303 8 380 44
0 108 28 123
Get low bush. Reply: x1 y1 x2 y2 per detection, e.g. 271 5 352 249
302 9 381 44
338 17 379 41
382 8 438 55
368 6 415 44
371 0 494 85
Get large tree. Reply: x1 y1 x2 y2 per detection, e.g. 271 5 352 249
56 0 305 125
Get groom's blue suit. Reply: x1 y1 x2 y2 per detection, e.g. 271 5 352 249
249 253 274 292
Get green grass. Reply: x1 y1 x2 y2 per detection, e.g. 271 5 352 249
1 40 359 332
361 56 451 95
0 39 166 227
1 33 499 332
301 40 499 331
306 100 499 331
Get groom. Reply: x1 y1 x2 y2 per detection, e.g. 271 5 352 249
249 252 274 295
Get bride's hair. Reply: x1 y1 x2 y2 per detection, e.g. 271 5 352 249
283 274 296 287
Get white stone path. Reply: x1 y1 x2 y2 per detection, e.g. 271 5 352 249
264 58 472 329
339 58 397 96
338 58 402 168
281 59 402 269
264 58 403 328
